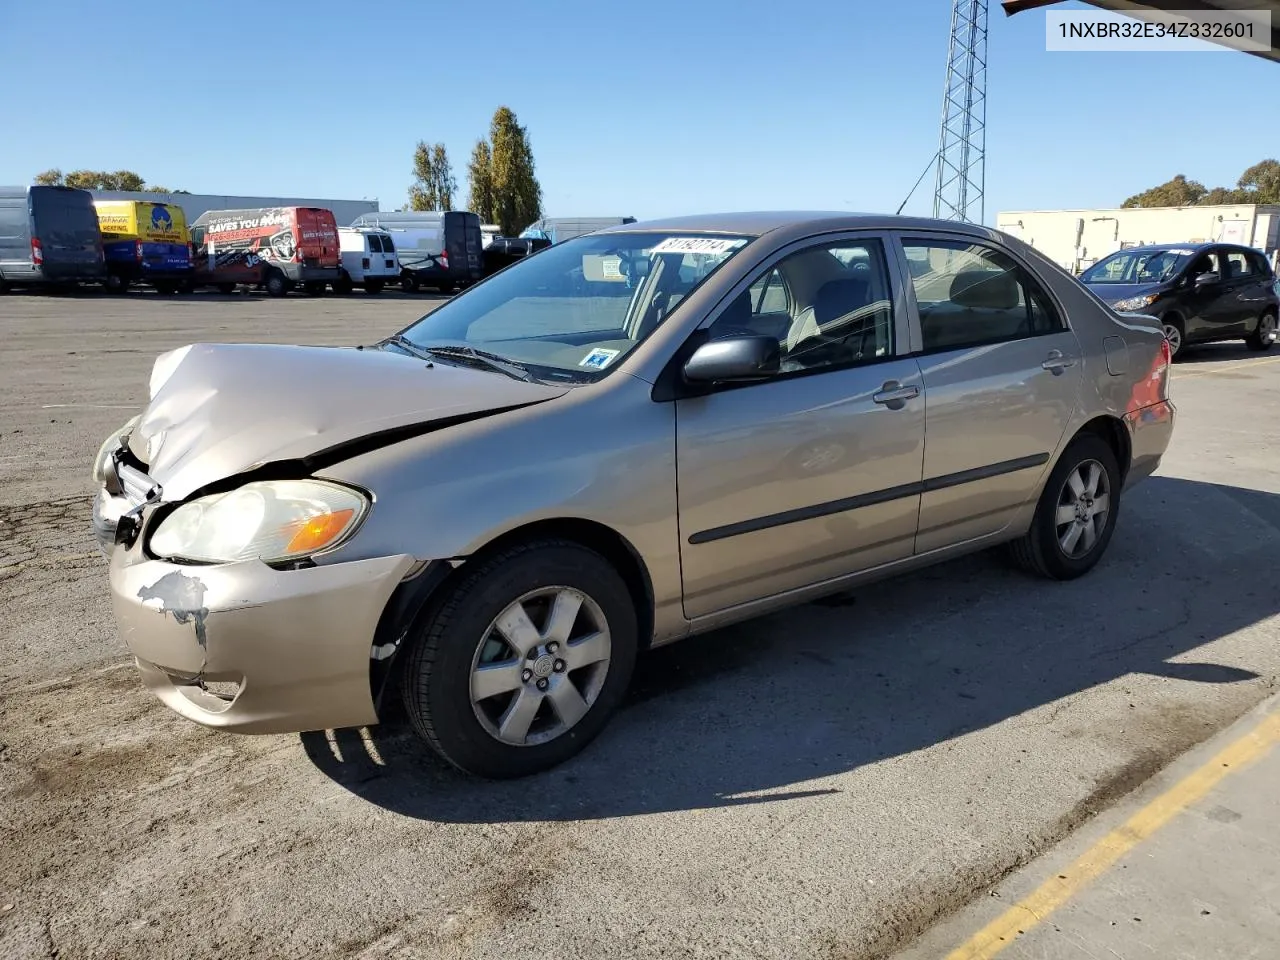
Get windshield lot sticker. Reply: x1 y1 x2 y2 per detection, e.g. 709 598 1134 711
580 348 621 370
650 237 743 256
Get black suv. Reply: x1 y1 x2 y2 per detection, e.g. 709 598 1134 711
1080 242 1278 358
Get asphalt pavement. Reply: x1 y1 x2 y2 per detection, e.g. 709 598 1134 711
1 290 1278 960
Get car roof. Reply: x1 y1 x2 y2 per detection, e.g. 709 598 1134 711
1111 241 1218 254
594 211 1008 238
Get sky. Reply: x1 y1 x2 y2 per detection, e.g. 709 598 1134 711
2 0 1278 225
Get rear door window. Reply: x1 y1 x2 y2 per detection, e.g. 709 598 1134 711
367 234 383 253
380 234 395 252
1225 250 1253 280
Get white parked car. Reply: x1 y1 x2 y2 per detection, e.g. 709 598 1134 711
335 227 400 294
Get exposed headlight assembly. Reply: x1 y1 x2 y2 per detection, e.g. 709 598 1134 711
1111 293 1160 312
92 415 142 484
149 480 369 564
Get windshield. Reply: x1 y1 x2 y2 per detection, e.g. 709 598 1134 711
392 231 752 382
1081 248 1195 285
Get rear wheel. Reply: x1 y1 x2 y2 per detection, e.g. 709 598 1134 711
104 273 129 295
1247 310 1276 352
400 540 638 779
153 281 176 296
401 273 420 293
265 271 290 298
364 279 384 294
1006 433 1121 581
216 282 237 295
303 281 326 296
1161 314 1185 359
333 271 355 295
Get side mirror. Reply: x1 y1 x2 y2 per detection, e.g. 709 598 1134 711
1194 271 1220 288
683 335 780 383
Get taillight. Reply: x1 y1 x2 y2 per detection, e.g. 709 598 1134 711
187 242 193 260
1159 337 1172 369
30 237 43 265
362 257 370 269
438 250 449 270
135 241 144 261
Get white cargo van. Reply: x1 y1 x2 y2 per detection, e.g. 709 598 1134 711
335 227 400 294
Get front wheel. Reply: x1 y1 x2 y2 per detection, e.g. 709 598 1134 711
1161 315 1185 359
400 540 638 779
104 273 129 295
401 273 420 293
1247 310 1276 352
1006 434 1121 581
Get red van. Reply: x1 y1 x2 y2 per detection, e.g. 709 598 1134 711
189 206 340 296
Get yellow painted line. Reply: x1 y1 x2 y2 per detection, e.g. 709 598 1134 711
946 708 1280 960
1175 354 1280 378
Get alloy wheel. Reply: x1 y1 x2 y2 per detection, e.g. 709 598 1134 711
1161 322 1182 356
1055 459 1111 560
469 586 612 746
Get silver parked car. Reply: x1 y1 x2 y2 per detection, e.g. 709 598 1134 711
93 213 1175 778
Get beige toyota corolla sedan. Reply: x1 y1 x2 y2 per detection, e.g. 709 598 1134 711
93 213 1175 778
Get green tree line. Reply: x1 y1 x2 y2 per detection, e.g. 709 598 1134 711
33 169 186 193
1122 160 1280 207
407 105 542 236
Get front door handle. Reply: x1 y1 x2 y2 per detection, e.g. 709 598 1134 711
872 381 920 408
1042 350 1077 374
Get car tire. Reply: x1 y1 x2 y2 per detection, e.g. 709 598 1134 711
153 281 175 296
265 271 289 298
333 271 354 295
401 274 420 293
364 279 383 294
216 282 236 295
105 273 128 295
303 281 326 296
1160 314 1185 359
1246 310 1276 352
1006 433 1121 581
400 540 639 779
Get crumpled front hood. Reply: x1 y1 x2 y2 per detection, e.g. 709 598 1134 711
131 342 568 500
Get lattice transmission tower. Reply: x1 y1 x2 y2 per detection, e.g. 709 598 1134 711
933 0 989 223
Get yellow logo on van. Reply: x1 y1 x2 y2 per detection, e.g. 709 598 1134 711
93 200 188 243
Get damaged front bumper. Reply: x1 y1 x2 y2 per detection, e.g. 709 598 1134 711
96 490 416 734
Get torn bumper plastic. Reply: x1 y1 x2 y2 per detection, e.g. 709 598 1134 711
107 546 417 734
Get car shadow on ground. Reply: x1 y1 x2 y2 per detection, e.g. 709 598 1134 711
301 476 1280 822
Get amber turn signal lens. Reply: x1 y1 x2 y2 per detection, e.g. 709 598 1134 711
283 509 356 555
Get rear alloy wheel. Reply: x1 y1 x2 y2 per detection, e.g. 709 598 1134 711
401 540 638 779
1247 310 1276 352
1006 434 1121 580
1161 316 1184 359
265 271 290 298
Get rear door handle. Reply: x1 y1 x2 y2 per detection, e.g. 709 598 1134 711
872 381 920 407
1042 350 1077 374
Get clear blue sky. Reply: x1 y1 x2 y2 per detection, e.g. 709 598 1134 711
2 0 1277 224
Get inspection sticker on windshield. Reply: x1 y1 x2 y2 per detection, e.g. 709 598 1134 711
650 237 742 256
580 348 620 370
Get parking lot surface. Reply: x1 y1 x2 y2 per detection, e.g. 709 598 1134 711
2 291 1279 960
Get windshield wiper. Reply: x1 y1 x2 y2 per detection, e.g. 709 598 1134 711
419 345 537 383
379 334 435 362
